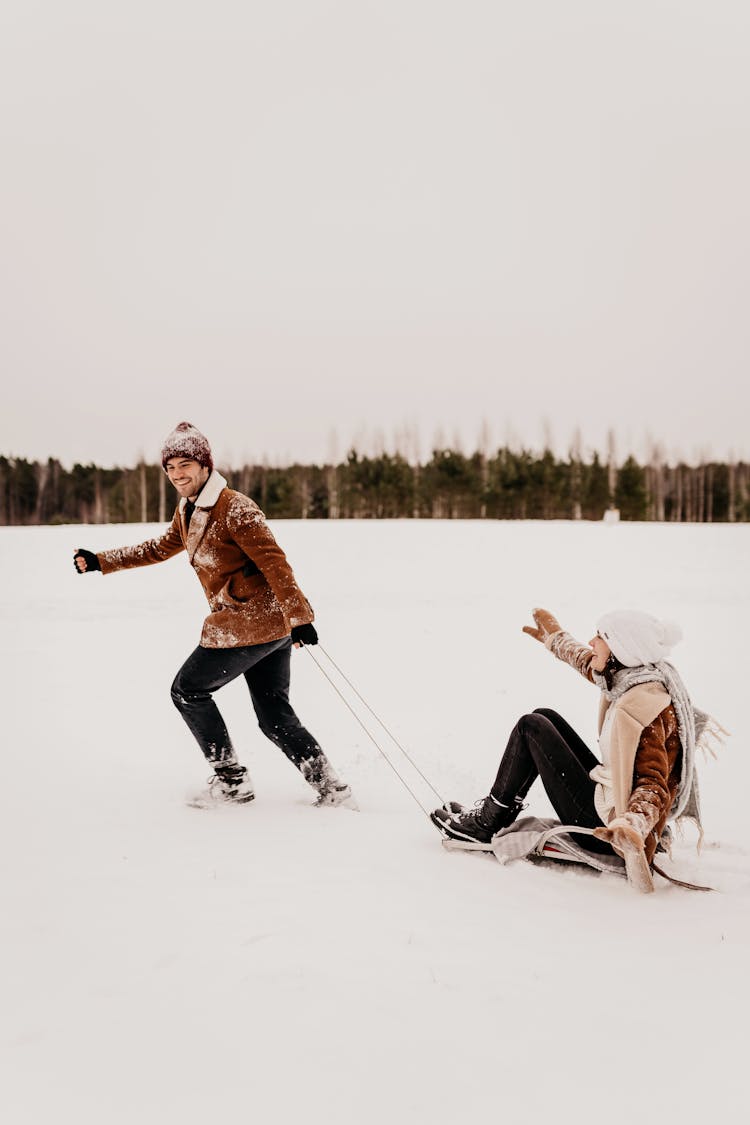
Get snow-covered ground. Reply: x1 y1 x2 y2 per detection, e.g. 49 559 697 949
2 519 748 1124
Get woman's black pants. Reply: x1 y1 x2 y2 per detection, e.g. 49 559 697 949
490 708 612 854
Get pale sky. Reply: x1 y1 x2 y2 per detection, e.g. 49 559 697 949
2 1 749 468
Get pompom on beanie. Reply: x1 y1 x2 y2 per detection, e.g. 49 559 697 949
596 610 682 668
161 422 214 472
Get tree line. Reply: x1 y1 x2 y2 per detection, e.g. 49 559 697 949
1 448 748 525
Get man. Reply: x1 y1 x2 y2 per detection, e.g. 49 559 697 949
74 421 354 810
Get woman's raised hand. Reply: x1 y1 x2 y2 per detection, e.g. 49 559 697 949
522 608 562 644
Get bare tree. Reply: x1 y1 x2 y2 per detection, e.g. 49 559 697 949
371 428 386 457
541 416 554 454
569 427 583 520
260 456 269 512
672 464 683 522
94 468 105 524
33 460 49 525
647 440 665 523
696 462 705 523
728 456 736 522
478 419 492 519
402 420 422 465
705 464 714 523
299 469 310 520
139 460 148 523
606 428 617 509
737 462 748 521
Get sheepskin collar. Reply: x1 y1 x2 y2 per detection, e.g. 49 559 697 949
178 470 227 512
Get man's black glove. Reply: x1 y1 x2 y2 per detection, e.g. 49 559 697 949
291 623 318 647
73 548 101 574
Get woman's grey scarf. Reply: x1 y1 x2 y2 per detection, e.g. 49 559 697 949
592 662 724 839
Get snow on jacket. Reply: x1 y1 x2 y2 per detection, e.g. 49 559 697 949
96 471 314 648
546 631 681 864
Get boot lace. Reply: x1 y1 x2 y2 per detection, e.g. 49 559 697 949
454 799 491 826
208 772 240 795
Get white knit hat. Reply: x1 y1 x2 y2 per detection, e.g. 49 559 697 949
596 610 683 667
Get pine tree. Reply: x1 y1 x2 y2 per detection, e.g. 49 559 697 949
615 456 648 520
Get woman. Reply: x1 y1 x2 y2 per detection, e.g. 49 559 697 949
431 608 717 892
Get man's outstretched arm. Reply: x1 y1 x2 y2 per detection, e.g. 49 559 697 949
73 513 185 575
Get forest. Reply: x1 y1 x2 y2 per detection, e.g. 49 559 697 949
1 447 748 525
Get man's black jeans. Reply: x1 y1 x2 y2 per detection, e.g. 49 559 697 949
491 708 612 854
170 636 323 770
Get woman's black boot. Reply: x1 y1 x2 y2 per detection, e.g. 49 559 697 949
430 794 524 843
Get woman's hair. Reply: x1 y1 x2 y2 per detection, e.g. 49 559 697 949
602 651 626 690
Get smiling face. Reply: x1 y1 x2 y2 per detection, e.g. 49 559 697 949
165 458 210 500
589 633 612 673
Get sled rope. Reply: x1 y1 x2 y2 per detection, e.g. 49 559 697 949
305 646 441 816
316 644 445 804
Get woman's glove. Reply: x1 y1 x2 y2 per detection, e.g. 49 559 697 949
593 813 655 894
73 548 101 574
291 624 318 647
522 608 562 644
593 813 647 854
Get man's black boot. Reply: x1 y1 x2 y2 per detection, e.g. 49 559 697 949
187 763 255 809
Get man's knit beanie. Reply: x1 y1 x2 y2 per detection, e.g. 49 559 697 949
161 422 214 472
596 610 682 668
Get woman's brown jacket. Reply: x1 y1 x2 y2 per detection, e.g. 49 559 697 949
96 472 313 648
548 632 682 863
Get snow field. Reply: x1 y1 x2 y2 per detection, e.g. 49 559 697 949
1 520 748 1124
